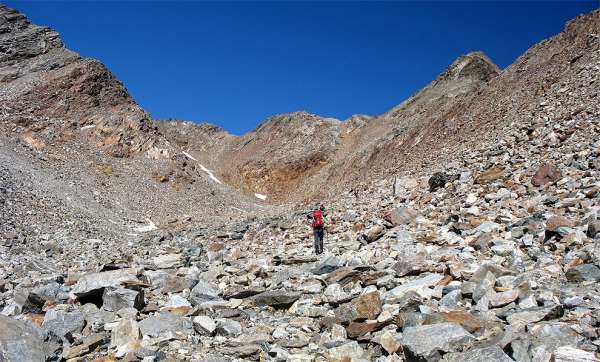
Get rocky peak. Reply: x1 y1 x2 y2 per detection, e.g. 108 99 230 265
0 5 63 64
439 51 500 83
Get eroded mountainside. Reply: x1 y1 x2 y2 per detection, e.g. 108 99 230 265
2 4 600 362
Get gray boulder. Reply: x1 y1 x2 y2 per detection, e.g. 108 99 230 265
254 290 301 309
402 322 474 361
566 264 600 282
138 312 193 338
71 268 138 299
42 309 85 341
102 287 144 311
0 315 55 362
189 280 222 306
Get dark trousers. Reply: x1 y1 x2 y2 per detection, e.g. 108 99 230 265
313 228 324 254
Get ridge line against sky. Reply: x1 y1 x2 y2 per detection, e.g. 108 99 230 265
5 1 599 135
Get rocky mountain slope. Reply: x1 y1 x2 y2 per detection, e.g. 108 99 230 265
1 4 600 362
0 4 273 246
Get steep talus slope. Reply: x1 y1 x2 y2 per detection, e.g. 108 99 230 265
0 5 271 244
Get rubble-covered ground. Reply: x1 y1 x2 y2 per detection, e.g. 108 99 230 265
2 4 600 362
2 56 600 361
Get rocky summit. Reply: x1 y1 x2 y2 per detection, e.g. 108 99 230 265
2 4 600 362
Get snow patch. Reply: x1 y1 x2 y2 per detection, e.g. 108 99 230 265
182 151 222 184
80 125 96 130
255 193 267 200
134 218 157 233
182 151 198 162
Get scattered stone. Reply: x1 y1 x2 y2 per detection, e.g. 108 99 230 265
532 163 562 187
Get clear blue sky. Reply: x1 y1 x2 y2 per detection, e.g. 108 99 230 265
6 1 598 135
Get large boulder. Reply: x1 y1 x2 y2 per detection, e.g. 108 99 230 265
0 315 56 362
402 322 474 361
102 287 144 311
42 309 85 341
138 312 193 338
384 207 420 226
566 264 600 282
189 280 221 306
71 268 139 299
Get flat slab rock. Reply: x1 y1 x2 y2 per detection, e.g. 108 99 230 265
253 290 301 308
138 311 193 338
402 322 474 361
71 268 139 298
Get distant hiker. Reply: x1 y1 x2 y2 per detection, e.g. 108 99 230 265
308 205 327 255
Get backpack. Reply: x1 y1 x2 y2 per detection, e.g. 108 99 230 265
312 210 324 228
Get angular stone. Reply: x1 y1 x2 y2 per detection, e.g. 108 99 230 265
346 320 386 338
63 333 104 359
385 207 420 226
42 309 85 341
379 330 402 354
444 345 513 362
364 225 386 243
138 312 193 338
383 273 444 303
475 166 505 184
546 216 574 232
111 318 141 358
223 285 266 299
323 283 352 304
193 315 216 336
566 264 600 282
311 256 343 275
220 344 262 359
351 291 382 320
429 172 450 192
552 346 600 362
0 315 54 362
215 318 242 337
402 323 474 361
102 287 144 311
71 268 139 299
189 280 222 306
143 270 196 294
532 163 562 187
254 290 301 309
506 305 563 326
472 271 495 302
489 289 518 308
152 253 183 269
324 341 365 361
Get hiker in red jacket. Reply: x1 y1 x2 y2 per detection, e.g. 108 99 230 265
308 205 327 255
